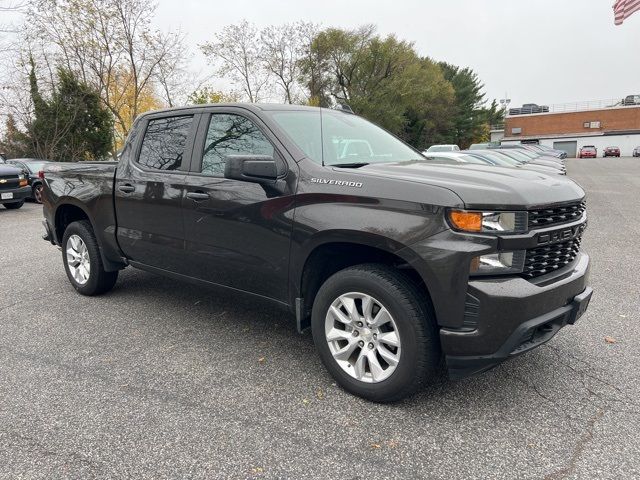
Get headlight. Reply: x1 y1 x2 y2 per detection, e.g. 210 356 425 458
448 210 527 234
470 250 526 276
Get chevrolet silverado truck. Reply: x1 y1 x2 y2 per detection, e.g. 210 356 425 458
0 160 30 209
41 104 592 402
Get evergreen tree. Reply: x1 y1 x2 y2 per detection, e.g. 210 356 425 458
27 59 113 161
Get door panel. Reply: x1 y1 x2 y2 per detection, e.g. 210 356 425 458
182 111 295 302
115 114 198 273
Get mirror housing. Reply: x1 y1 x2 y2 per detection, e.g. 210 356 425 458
224 155 279 183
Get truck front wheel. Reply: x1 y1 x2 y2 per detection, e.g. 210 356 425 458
62 220 118 295
311 264 442 402
3 201 24 209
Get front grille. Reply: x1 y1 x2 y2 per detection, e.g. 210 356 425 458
522 237 582 279
0 175 20 191
528 201 586 229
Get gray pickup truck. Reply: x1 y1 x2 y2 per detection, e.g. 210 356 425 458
41 104 592 402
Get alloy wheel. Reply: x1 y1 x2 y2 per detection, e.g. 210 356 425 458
66 234 91 285
324 292 401 383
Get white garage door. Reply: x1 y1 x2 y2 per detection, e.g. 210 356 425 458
553 141 578 158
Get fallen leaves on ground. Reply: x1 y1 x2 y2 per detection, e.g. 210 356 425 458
604 336 617 344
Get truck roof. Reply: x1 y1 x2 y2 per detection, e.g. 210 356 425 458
135 103 344 120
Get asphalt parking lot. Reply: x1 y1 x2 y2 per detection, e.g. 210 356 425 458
1 157 639 480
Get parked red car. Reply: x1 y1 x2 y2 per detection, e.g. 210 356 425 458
578 146 597 158
603 146 620 157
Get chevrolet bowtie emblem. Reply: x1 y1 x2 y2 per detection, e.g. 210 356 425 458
0 179 7 184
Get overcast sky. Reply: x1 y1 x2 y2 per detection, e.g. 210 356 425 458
153 0 640 108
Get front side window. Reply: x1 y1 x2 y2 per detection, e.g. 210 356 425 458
200 114 274 176
138 116 193 171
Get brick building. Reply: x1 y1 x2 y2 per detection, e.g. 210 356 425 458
502 102 640 157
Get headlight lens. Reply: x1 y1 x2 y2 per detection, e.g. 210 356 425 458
470 250 526 276
448 210 527 234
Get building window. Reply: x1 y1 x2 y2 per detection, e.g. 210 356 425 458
511 127 522 135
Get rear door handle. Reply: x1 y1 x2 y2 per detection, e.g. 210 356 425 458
186 191 210 201
117 184 135 193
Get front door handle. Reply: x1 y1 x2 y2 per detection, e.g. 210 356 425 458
117 184 135 193
186 191 210 201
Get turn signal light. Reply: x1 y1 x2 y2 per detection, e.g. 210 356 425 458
449 210 482 232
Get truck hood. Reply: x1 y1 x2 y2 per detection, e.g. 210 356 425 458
354 161 585 209
0 164 22 176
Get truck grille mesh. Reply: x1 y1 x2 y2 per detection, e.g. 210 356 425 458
528 201 586 229
0 175 20 191
522 237 582 279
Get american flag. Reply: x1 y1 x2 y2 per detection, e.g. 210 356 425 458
614 0 640 25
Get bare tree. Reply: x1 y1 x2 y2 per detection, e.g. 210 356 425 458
26 0 188 149
260 22 316 104
200 20 270 103
0 0 25 34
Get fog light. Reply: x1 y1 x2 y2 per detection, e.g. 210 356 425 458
470 250 526 276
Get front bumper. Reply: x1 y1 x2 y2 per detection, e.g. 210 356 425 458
0 186 31 203
442 252 591 379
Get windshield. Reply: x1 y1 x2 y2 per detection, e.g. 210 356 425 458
268 109 422 166
468 151 517 166
493 150 529 163
427 153 485 164
25 162 47 172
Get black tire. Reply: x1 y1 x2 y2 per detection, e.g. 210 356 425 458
3 201 24 209
62 220 118 295
311 264 442 403
32 183 43 203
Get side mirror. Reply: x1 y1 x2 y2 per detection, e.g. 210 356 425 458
224 155 278 183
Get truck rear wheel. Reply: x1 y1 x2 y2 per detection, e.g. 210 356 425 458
62 220 118 295
311 264 442 403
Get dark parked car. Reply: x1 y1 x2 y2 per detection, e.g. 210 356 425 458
603 147 620 158
6 158 50 203
633 146 640 157
0 162 30 209
41 104 592 402
578 146 597 158
509 103 550 115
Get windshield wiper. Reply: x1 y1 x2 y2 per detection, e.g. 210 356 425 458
329 162 370 168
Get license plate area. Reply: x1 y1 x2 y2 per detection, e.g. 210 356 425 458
1 192 14 200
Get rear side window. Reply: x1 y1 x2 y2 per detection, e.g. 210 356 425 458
200 114 274 176
138 116 193 171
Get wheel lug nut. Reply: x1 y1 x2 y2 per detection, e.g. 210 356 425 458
358 341 364 347
357 322 363 327
373 334 377 339
368 343 374 349
352 330 359 336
